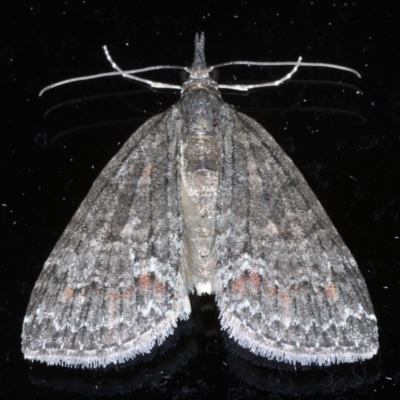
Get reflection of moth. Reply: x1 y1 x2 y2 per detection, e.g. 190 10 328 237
22 33 378 368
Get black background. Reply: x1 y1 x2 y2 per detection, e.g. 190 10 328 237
2 1 399 399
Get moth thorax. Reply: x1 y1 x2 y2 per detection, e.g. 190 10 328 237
179 134 221 295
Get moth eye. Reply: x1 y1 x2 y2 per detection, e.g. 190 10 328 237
180 70 190 83
209 69 220 82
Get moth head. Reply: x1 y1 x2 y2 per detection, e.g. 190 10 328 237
181 32 219 94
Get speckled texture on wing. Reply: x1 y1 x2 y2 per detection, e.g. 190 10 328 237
22 111 191 368
215 110 378 365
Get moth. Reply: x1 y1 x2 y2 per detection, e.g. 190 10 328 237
22 33 378 368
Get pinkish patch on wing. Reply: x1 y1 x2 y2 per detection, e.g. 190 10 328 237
61 287 74 302
138 273 150 289
315 282 336 299
106 287 136 300
230 271 262 295
231 275 245 293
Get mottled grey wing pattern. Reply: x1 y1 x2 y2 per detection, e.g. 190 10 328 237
215 109 378 365
22 112 191 367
